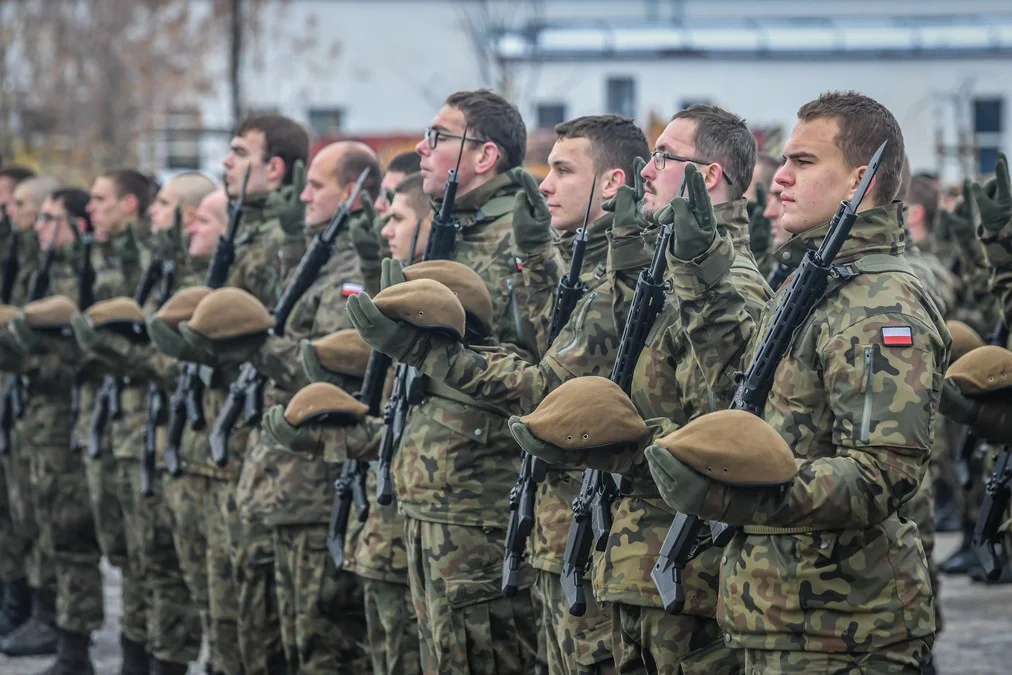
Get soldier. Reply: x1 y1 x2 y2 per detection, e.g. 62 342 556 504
0 165 35 214
380 171 431 263
6 188 105 674
349 89 546 674
646 91 946 672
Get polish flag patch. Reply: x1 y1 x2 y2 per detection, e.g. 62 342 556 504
881 325 913 347
341 283 364 297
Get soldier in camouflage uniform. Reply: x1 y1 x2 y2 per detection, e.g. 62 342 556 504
649 92 946 673
349 90 547 674
370 115 650 674
5 188 105 674
197 141 379 673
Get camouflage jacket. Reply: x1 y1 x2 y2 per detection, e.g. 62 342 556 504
980 215 1012 330
390 168 545 527
235 214 366 527
675 204 946 653
904 236 958 319
401 211 629 574
10 230 41 307
594 201 771 616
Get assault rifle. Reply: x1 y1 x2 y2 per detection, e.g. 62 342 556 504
1 205 19 305
502 179 596 597
375 130 468 505
141 261 177 496
652 141 887 614
163 166 250 476
68 217 96 452
208 167 372 466
88 255 163 458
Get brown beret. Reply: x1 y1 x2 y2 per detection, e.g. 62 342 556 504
312 329 372 377
520 376 649 450
156 287 213 330
24 295 79 328
947 320 985 362
283 382 369 428
373 278 465 339
654 409 797 486
0 305 19 326
86 297 145 329
404 260 494 336
946 345 1012 396
188 288 273 340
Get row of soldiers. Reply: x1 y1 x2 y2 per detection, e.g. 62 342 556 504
0 85 1008 675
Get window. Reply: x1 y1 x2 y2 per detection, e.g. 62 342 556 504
536 103 567 129
679 99 712 111
165 108 201 170
973 97 1004 175
308 107 344 137
606 77 636 119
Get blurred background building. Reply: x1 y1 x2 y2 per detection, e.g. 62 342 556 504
1 0 1010 185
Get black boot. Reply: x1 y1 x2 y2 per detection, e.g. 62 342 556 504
121 634 150 675
0 589 58 656
152 659 189 675
933 480 962 533
35 628 93 675
939 522 983 576
0 578 32 636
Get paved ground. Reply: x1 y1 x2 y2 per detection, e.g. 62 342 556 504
0 533 1009 673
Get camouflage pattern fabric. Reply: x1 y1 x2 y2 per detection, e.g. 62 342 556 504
536 570 615 675
405 518 539 674
363 577 421 675
273 523 370 673
670 204 945 664
161 474 212 659
228 194 305 309
0 453 28 583
981 215 1012 329
609 603 728 675
742 637 932 674
207 477 243 674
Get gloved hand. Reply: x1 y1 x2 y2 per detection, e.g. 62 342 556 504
511 170 552 254
644 444 713 516
266 159 306 234
940 185 977 243
147 315 216 364
747 181 772 258
970 152 1011 233
602 156 647 235
346 293 422 361
9 315 41 354
380 257 407 291
262 404 323 454
656 164 717 260
177 323 266 367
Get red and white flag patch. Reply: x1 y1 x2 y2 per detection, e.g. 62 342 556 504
341 282 364 297
881 325 913 347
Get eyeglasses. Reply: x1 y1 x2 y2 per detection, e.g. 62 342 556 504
651 150 733 186
423 127 489 150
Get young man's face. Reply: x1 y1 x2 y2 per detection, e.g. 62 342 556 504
87 176 132 241
775 117 860 235
539 137 602 233
415 105 498 197
764 181 786 245
639 118 699 218
10 184 38 232
0 177 16 214
35 198 78 248
187 191 229 258
148 183 181 232
381 193 429 263
222 129 272 198
375 170 407 215
300 151 346 228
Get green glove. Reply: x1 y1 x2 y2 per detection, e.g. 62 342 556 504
644 444 712 516
747 181 772 258
970 152 1012 233
266 159 307 234
0 331 25 361
299 339 341 386
70 314 105 354
177 323 265 366
9 316 41 354
380 257 407 291
346 293 421 361
601 156 648 234
657 164 717 260
940 185 977 244
262 404 322 455
511 170 552 254
939 380 978 426
148 316 216 364
508 415 571 466
351 194 383 265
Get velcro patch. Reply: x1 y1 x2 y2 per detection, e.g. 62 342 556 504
881 325 913 347
341 283 364 297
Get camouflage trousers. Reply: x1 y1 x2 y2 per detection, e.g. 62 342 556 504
535 569 615 675
899 473 942 633
84 451 148 642
206 478 243 675
405 517 539 675
164 473 242 674
225 482 285 675
0 434 42 585
273 523 369 673
0 454 25 582
362 577 421 675
127 465 202 664
742 638 933 674
610 604 740 675
32 443 104 634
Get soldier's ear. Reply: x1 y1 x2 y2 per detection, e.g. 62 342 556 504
473 141 501 177
266 156 287 186
599 168 625 201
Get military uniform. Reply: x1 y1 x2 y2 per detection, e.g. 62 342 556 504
378 169 544 674
231 211 371 673
670 204 946 672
